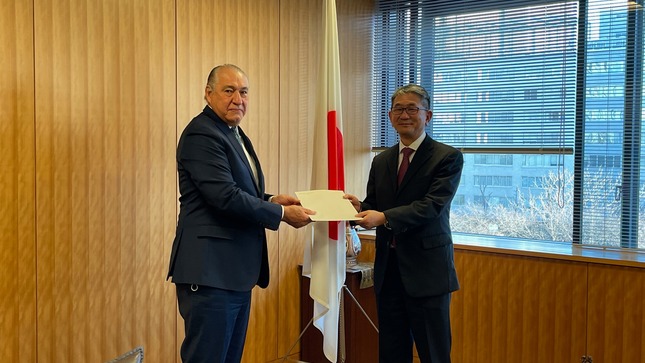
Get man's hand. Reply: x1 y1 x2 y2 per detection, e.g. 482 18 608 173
355 210 386 230
282 205 315 228
271 194 301 206
343 194 361 212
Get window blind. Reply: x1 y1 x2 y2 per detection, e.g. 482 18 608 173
371 0 578 152
574 0 644 248
372 0 645 249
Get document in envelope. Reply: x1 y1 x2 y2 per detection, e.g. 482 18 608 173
295 190 361 221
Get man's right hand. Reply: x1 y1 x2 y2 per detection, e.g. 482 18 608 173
282 205 315 228
343 194 361 212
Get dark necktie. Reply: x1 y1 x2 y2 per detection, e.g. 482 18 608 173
233 126 243 145
397 147 414 185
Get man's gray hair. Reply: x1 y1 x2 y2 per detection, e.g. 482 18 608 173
206 64 248 88
391 84 430 108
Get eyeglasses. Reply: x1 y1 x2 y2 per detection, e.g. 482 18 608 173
390 106 428 115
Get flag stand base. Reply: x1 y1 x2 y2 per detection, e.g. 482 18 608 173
279 284 379 363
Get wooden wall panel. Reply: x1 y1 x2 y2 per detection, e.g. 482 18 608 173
5 0 376 361
277 1 320 358
587 264 645 363
278 0 374 358
33 0 177 361
176 1 281 362
0 0 36 362
452 250 588 363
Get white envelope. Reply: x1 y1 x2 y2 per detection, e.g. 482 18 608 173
295 190 361 221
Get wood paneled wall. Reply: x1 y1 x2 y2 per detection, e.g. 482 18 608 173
452 251 588 362
449 248 645 363
587 265 645 363
2 0 374 362
1 0 36 362
32 0 177 361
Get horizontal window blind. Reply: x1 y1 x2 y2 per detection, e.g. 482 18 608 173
575 0 644 248
373 0 645 249
371 0 578 152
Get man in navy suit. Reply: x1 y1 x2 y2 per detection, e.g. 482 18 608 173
167 64 314 363
346 84 463 363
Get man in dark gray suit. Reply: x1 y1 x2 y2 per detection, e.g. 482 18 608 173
167 64 313 363
346 84 463 363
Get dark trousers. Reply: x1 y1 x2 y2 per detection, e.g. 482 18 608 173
376 249 452 363
176 284 251 363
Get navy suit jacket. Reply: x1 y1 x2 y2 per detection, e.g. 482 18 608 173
167 106 283 291
361 135 463 297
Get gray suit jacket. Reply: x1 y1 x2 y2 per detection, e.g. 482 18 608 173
167 106 282 291
361 134 463 297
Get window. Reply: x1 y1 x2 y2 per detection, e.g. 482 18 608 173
473 154 513 166
522 154 565 167
522 176 547 188
474 175 513 187
371 0 644 248
524 89 538 100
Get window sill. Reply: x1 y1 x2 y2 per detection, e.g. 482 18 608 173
356 229 645 269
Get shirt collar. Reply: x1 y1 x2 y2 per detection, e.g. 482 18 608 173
399 133 426 153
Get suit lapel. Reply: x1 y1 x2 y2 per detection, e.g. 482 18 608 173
384 145 400 192
204 107 263 194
